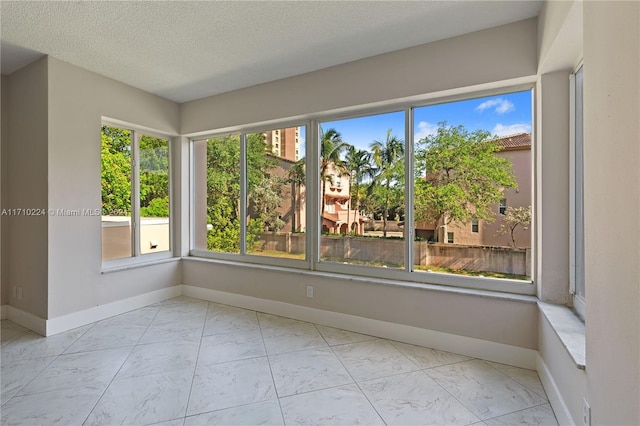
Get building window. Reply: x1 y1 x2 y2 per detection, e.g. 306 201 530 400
320 111 405 269
191 89 534 293
499 199 507 215
101 125 170 263
571 64 585 318
193 126 306 262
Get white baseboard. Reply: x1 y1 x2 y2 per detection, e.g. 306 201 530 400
537 353 574 425
44 286 182 336
182 285 537 369
4 305 47 335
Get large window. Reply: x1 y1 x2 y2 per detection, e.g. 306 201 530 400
193 126 306 262
101 125 171 262
571 65 585 318
191 89 534 294
319 112 406 270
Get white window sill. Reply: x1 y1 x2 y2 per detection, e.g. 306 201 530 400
538 301 586 369
101 256 180 274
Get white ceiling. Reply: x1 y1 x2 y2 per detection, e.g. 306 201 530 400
1 1 542 103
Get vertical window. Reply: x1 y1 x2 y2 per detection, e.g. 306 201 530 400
101 125 170 262
572 65 585 317
193 126 306 261
319 111 405 269
413 91 532 280
193 134 242 254
499 199 507 215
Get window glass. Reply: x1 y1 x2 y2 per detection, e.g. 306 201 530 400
319 111 405 269
413 91 532 280
246 126 306 260
193 134 241 254
139 135 170 254
101 126 132 260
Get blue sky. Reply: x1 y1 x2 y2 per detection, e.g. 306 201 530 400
319 90 532 151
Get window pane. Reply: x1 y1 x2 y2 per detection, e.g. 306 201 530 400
193 134 241 254
413 91 532 280
320 111 405 269
139 135 170 255
246 126 306 260
101 126 133 261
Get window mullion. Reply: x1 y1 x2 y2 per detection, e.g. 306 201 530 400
405 107 414 273
132 131 141 257
239 133 248 255
307 120 320 270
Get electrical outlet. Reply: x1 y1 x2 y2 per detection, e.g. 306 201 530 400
306 285 314 298
16 287 23 300
583 398 591 426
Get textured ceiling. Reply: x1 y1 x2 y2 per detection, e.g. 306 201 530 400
1 1 542 103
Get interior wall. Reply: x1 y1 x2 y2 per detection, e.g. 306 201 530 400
5 58 49 319
1 75 8 306
583 2 640 424
537 313 586 424
181 18 537 134
183 260 538 350
535 71 570 304
46 57 182 318
177 17 540 352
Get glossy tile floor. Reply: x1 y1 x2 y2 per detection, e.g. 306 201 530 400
1 296 558 425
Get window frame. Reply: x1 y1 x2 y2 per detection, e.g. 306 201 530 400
101 119 175 270
570 63 586 319
188 85 536 295
189 121 312 271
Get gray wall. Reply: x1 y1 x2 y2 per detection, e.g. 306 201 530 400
46 57 182 318
184 260 538 349
181 19 537 134
583 2 639 423
178 17 541 351
1 75 8 306
4 58 49 318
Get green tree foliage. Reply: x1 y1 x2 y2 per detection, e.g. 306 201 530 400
496 205 532 248
205 133 283 252
320 128 348 214
414 122 517 241
101 126 132 215
287 159 306 232
139 135 169 217
344 146 374 233
370 129 405 237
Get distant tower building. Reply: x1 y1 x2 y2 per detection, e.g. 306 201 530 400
264 127 301 162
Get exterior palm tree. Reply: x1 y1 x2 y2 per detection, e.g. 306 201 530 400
287 159 306 232
344 145 374 235
320 127 348 216
370 129 404 237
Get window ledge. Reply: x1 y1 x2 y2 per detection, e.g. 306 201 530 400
538 301 586 369
101 256 180 274
182 256 538 305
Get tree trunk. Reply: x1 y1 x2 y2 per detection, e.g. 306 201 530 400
383 181 389 238
291 182 297 232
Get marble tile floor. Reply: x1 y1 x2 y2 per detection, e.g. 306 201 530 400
1 296 558 425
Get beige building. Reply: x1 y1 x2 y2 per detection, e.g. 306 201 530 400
321 163 366 235
416 133 532 248
263 127 301 162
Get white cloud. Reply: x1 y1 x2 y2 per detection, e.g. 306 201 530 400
475 98 515 114
492 123 532 137
414 121 438 142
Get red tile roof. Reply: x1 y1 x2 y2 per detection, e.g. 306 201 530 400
495 133 531 151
